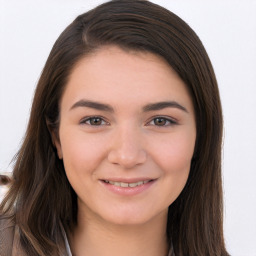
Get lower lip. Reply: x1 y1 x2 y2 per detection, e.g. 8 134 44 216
100 180 156 196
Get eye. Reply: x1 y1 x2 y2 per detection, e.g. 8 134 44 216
147 117 177 127
80 116 108 126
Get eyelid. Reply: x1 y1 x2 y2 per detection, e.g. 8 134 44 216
79 115 177 127
79 116 110 126
145 116 178 126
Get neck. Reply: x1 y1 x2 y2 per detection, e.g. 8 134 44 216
70 208 169 256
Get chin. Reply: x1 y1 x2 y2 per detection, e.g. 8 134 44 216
104 215 151 226
99 207 167 227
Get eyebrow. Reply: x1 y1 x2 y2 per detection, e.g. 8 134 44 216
70 100 114 112
70 99 188 113
142 101 188 113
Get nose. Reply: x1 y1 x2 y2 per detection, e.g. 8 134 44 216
107 126 147 169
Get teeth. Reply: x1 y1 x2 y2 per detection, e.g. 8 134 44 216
120 182 129 187
105 180 150 188
128 182 138 188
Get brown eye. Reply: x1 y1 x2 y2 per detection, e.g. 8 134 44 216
154 118 167 126
147 117 177 127
80 116 108 126
89 117 103 125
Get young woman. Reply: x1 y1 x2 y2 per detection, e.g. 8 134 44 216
0 1 230 255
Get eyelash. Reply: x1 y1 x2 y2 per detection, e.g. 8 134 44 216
80 116 177 127
80 116 109 126
146 116 177 127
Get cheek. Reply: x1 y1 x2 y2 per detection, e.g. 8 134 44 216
59 131 108 178
151 131 195 201
154 131 195 173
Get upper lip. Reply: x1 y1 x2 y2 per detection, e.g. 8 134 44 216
100 178 156 183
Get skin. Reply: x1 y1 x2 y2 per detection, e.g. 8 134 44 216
54 46 196 256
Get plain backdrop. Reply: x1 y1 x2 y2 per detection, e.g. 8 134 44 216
0 1 256 255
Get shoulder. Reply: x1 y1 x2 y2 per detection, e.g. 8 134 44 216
0 215 15 255
0 215 26 256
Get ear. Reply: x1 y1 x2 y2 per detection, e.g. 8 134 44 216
46 119 63 159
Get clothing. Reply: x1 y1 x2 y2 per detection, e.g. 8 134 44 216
0 218 173 256
0 218 71 256
0 217 21 256
62 226 72 256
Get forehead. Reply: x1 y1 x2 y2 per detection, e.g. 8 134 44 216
61 46 193 113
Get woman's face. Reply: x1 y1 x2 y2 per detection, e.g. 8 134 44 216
54 46 196 226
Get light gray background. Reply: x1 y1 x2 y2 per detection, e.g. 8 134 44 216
1 1 256 255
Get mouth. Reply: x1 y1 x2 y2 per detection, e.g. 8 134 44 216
100 178 156 196
102 179 152 188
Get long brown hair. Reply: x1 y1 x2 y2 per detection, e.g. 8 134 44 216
1 1 229 255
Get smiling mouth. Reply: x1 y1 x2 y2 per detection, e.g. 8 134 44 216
103 180 152 188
